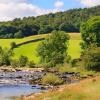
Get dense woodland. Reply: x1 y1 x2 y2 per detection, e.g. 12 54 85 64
0 6 100 38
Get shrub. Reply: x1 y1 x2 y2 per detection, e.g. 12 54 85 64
11 59 19 68
42 73 63 85
71 59 79 67
0 47 13 66
10 42 16 49
28 60 35 68
64 55 72 63
82 47 100 71
19 55 28 67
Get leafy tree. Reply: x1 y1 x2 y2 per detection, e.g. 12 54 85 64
38 25 53 34
81 16 100 48
14 30 24 38
37 30 70 66
59 22 77 32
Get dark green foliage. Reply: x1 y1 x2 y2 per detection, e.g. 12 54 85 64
59 22 77 32
0 6 100 38
38 25 53 34
81 16 100 48
27 60 35 68
0 47 13 66
82 47 100 71
65 55 72 63
19 55 28 67
14 30 24 38
37 30 70 67
10 42 16 49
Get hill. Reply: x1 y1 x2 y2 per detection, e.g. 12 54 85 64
0 33 81 63
0 6 100 38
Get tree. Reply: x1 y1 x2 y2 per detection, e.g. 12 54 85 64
59 22 77 32
81 16 100 49
14 30 24 38
37 30 70 67
38 25 53 34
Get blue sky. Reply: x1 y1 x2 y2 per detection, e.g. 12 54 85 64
0 0 99 21
28 0 84 10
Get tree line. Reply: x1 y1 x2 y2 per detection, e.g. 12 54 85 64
0 6 100 38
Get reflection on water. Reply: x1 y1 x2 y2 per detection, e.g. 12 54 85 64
0 84 42 100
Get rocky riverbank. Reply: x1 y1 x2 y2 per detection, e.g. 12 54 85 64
0 67 81 86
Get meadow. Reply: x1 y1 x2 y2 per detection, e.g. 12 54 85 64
0 33 82 63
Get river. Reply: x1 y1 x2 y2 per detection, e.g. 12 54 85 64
0 70 46 100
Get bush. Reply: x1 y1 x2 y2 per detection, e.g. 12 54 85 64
64 55 72 63
19 55 28 67
42 73 63 85
0 47 13 66
10 42 16 49
28 60 35 68
11 59 19 68
82 47 100 71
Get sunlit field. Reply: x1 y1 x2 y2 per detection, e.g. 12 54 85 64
0 33 82 63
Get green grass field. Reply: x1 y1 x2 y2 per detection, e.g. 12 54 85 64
0 33 82 63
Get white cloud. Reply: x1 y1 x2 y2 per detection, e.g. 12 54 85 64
0 0 27 3
0 0 59 21
77 0 100 7
54 0 64 8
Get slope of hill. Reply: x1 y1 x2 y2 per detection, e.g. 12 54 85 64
13 33 81 63
0 33 81 63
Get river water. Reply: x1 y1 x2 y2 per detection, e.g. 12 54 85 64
0 71 45 100
0 84 42 100
0 70 80 100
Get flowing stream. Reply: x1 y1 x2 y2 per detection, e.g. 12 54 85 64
0 71 45 100
0 69 80 100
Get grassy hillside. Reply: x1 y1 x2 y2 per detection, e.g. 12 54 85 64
0 34 47 48
0 33 81 63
